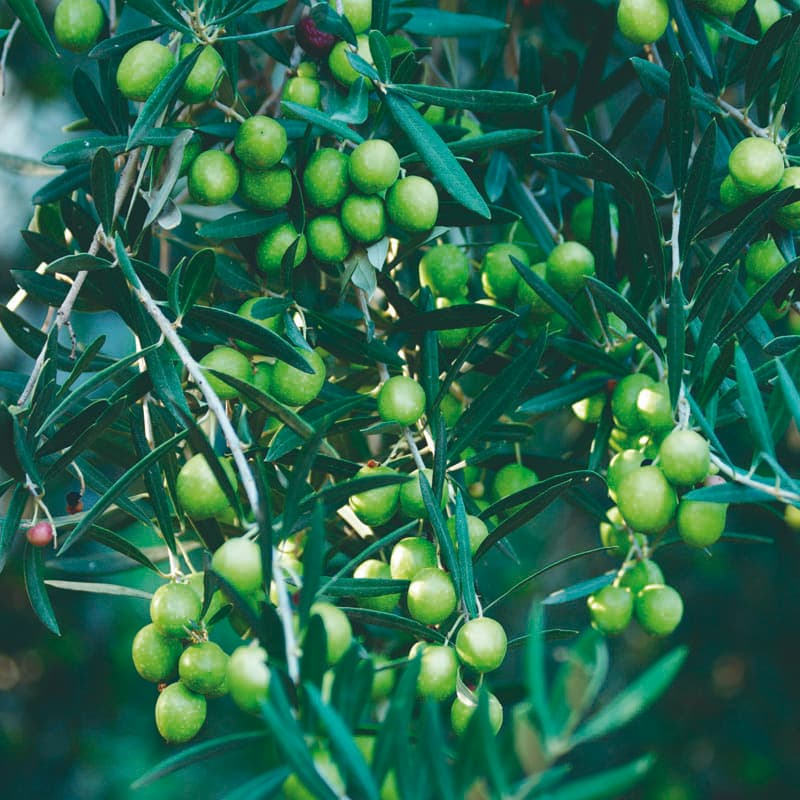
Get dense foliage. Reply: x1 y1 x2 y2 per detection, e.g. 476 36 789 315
1 0 799 797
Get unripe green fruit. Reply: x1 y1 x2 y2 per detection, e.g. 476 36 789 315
611 373 654 431
745 237 786 283
784 503 800 530
328 35 372 86
755 0 783 32
702 0 748 15
188 150 240 205
599 506 646 558
179 641 228 695
349 139 401 195
481 243 529 302
284 751 345 800
341 194 387 242
54 0 104 53
451 692 503 736
132 623 182 682
116 41 174 101
150 582 202 638
774 167 800 229
349 464 401 526
310 602 352 665
545 241 596 296
353 559 400 612
676 499 728 547
236 297 284 353
256 223 307 275
387 176 439 233
179 44 223 103
636 382 673 432
617 0 670 44
228 644 270 713
371 656 397 702
307 215 351 262
377 375 426 426
399 468 435 520
390 537 437 580
330 0 372 33
212 537 263 595
239 165 293 211
234 116 287 170
492 463 538 506
176 453 237 520
456 617 507 673
199 346 252 400
571 370 607 423
635 584 683 636
440 394 463 427
410 642 458 700
720 174 748 209
658 429 710 486
435 296 471 348
728 137 784 196
588 584 634 634
620 558 664 594
155 682 206 743
271 347 325 406
282 76 321 111
407 567 457 625
516 262 553 319
446 514 489 555
616 466 677 533
303 148 350 208
570 197 620 246
419 244 469 299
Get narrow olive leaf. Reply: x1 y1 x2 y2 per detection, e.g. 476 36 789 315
281 101 365 143
419 471 460 597
776 358 800 431
716 258 800 344
304 683 380 800
671 0 716 82
680 121 716 253
450 329 544 458
368 30 392 82
735 344 777 459
683 481 780 504
591 182 614 286
585 277 664 357
535 754 655 800
395 302 513 332
518 375 608 416
42 135 128 167
305 309 405 367
631 57 719 114
183 306 312 372
542 572 615 605
393 8 501 35
44 580 152 599
32 165 91 206
338 603 442 635
0 484 28 573
84 526 160 573
46 253 112 274
57 428 187 555
196 209 288 240
7 0 57 54
420 700 458 800
12 417 42 488
402 130 539 165
666 56 692 192
746 12 799 103
131 732 269 790
176 249 216 319
453 491 478 618
572 647 687 746
127 47 203 148
298 473 410 517
88 24 168 59
776 21 800 107
765 336 800 355
688 268 737 385
514 259 595 340
37 397 122 456
321 578 409 598
701 188 797 271
392 83 550 113
384 91 490 218
632 173 666 294
220 767 293 800
667 278 686 409
90 147 115 234
24 544 60 635
525 604 555 740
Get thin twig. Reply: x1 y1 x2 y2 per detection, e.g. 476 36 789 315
716 96 771 139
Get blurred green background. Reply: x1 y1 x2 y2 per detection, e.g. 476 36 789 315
2 2 800 798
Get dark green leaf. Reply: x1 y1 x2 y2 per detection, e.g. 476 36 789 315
400 8 507 36
338 607 446 642
90 147 115 234
196 209 288 240
219 768 291 800
368 30 392 82
542 572 615 605
88 25 168 59
666 56 692 192
683 481 780 503
24 544 60 635
419 470 460 600
32 165 91 206
384 91 490 218
631 57 719 114
280 102 365 144
174 249 216 319
525 604 554 740
0 484 28 573
535 754 654 800
518 377 609 416
774 19 800 107
42 136 128 167
679 121 716 253
401 129 540 164
735 345 776 458
392 83 550 113
395 302 513 332
125 0 192 32
776 358 800 431
7 0 57 54
46 253 112 273
454 491 477 618
632 173 666 294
